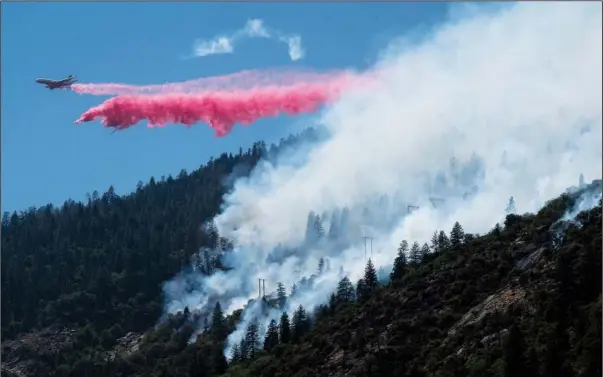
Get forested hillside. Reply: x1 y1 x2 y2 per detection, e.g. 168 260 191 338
1 129 601 377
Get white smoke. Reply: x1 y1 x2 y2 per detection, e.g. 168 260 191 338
165 2 602 357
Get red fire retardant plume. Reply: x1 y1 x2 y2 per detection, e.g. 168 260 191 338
73 69 362 137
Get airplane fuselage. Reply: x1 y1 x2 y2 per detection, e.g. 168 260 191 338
35 76 77 90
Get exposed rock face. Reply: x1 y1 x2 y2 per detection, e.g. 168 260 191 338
1 326 75 377
103 332 143 362
448 286 527 336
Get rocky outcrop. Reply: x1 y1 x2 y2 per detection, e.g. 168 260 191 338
1 326 75 377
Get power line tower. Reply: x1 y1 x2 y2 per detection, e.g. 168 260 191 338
429 197 444 208
407 205 420 214
258 278 266 299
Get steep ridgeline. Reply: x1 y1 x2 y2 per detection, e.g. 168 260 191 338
2 139 601 377
0 130 321 373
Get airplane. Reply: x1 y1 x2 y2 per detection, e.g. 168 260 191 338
35 75 78 90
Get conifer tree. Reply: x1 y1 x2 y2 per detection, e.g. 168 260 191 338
420 243 430 262
211 302 225 340
276 282 287 308
363 258 379 292
450 222 465 249
390 243 408 281
505 196 517 215
230 344 241 363
318 257 325 275
244 321 260 359
263 319 279 352
356 278 367 303
409 242 421 264
292 305 309 343
336 276 355 302
279 312 291 344
437 230 450 250
211 345 228 374
239 338 248 362
430 232 439 253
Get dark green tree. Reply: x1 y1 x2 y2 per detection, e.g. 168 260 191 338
292 305 309 343
318 257 325 275
244 321 260 360
363 258 378 292
336 276 355 302
263 319 279 352
390 242 408 281
279 311 291 344
450 222 465 249
276 282 287 308
409 242 421 264
211 302 225 340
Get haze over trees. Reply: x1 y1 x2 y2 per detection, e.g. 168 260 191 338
1 129 600 377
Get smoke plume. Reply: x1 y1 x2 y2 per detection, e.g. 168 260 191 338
161 2 602 358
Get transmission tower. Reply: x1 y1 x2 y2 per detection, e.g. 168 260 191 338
407 205 420 214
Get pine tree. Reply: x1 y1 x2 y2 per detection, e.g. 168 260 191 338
244 321 260 359
291 283 298 297
314 215 325 240
230 344 241 363
279 312 291 344
390 242 408 281
304 211 316 244
211 302 225 340
276 282 287 308
505 196 517 215
430 232 439 253
239 338 248 362
328 211 339 241
336 276 355 302
437 230 450 250
420 243 430 262
363 259 378 292
318 257 325 275
292 305 309 343
263 319 280 352
211 345 228 374
356 278 366 303
450 222 465 249
409 242 421 264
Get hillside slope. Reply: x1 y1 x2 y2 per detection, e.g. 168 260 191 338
218 184 601 377
1 135 600 377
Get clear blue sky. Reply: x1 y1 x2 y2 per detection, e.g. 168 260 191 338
2 2 452 213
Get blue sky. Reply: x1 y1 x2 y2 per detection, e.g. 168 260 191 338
1 2 452 213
